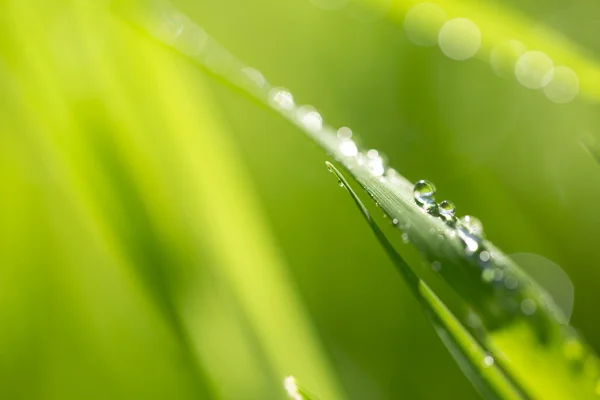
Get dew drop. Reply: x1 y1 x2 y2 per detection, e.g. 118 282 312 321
414 180 436 210
392 218 399 225
479 251 491 262
438 200 457 224
269 88 295 111
366 150 385 177
402 232 410 244
337 127 353 140
431 261 442 271
456 226 480 254
385 168 400 182
438 200 456 217
297 106 323 132
367 149 379 159
521 298 537 315
459 215 484 237
483 355 495 367
338 180 345 188
339 140 358 157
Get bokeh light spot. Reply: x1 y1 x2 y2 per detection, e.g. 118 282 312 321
514 51 554 89
438 18 481 60
543 66 580 104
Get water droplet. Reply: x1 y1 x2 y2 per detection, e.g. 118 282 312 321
505 276 519 290
339 140 358 157
402 232 410 244
284 376 302 400
431 261 442 271
543 66 579 104
337 127 353 140
515 51 554 89
269 88 295 111
456 226 480 254
483 355 495 367
338 180 345 187
521 298 537 315
438 18 481 61
366 150 385 176
438 200 456 224
438 200 455 217
392 218 399 225
403 2 447 47
459 215 484 237
367 149 379 159
385 168 401 183
479 251 491 262
297 106 323 132
414 180 436 210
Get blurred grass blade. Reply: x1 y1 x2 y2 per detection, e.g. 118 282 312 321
326 162 524 400
118 2 600 398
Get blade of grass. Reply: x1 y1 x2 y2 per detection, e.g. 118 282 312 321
116 2 600 398
326 162 524 400
3 1 347 399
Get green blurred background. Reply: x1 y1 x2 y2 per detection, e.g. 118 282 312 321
2 0 600 398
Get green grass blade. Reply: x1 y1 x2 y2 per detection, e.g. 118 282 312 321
117 3 600 398
326 162 524 400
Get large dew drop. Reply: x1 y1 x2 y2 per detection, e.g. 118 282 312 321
414 180 436 210
459 215 484 237
296 106 323 132
438 200 457 225
269 88 295 111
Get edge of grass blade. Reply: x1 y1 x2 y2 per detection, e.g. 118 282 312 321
326 162 524 400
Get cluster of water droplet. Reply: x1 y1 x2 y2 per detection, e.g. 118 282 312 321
412 179 550 319
413 180 484 247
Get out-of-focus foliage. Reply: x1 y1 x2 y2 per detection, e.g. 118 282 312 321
2 0 600 399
